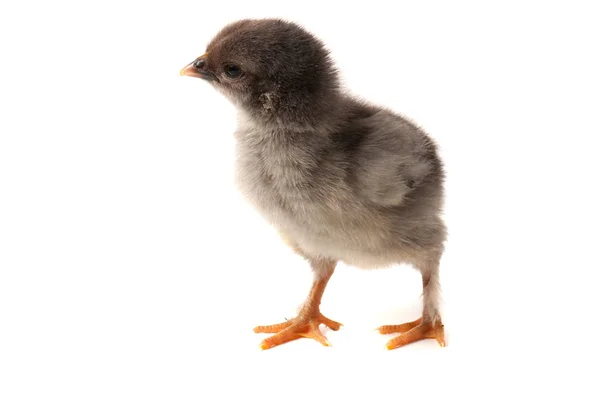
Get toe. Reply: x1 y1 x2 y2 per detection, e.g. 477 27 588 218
255 313 341 350
320 314 343 331
385 321 446 350
259 326 302 350
301 322 332 347
253 320 294 334
377 318 422 334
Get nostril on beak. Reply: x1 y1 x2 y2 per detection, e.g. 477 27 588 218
193 58 206 69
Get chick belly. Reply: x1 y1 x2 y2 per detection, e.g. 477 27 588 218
241 180 415 267
276 214 408 269
296 236 403 268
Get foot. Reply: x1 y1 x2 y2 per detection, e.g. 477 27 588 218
377 317 446 350
254 312 342 350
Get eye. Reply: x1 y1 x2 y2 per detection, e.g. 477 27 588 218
224 64 242 78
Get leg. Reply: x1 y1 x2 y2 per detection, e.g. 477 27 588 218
377 256 446 349
254 258 342 350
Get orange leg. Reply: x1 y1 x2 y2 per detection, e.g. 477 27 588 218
254 260 342 350
377 264 446 350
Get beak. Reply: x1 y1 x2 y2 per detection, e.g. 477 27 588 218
180 61 202 78
180 54 214 80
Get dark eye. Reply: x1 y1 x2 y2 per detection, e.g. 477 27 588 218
224 64 242 78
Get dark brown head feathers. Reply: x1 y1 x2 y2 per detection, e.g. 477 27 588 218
199 19 341 126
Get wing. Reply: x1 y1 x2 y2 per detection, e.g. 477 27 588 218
350 111 439 207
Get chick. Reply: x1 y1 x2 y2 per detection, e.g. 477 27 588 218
181 19 447 350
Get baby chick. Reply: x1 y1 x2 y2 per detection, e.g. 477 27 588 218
181 19 447 350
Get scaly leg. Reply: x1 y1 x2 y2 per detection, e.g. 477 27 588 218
254 258 342 350
377 257 446 349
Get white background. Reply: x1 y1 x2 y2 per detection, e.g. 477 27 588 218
1 0 599 398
